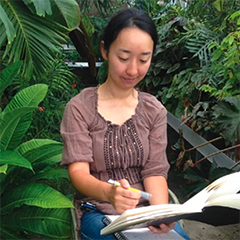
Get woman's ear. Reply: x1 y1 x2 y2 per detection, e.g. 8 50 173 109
100 41 108 61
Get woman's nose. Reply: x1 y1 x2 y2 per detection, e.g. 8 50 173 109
126 60 138 76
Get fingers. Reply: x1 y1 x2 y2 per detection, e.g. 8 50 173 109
113 187 140 213
109 179 141 213
118 179 130 189
148 222 175 234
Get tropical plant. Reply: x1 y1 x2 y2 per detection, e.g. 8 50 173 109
25 57 80 141
0 63 74 239
140 0 240 145
78 0 129 16
212 97 240 143
200 10 240 100
178 161 234 198
0 0 80 80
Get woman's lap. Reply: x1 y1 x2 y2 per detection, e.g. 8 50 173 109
81 209 191 240
81 210 116 240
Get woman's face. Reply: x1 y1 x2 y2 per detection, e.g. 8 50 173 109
101 27 154 90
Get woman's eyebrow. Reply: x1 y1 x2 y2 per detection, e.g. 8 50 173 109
118 49 152 55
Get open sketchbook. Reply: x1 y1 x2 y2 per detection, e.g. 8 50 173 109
103 215 186 240
101 172 240 235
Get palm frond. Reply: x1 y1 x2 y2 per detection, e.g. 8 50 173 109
0 3 15 44
183 22 221 67
2 1 67 79
22 0 52 17
40 59 75 95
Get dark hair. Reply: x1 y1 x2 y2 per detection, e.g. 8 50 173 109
102 8 158 53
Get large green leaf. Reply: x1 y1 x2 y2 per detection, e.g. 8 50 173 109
0 107 36 151
17 139 61 154
29 144 63 168
1 0 68 79
212 97 240 141
4 84 48 113
0 225 27 239
0 164 8 174
0 150 32 170
17 139 63 171
0 84 48 150
0 61 22 100
23 0 52 17
0 3 15 44
1 207 72 239
0 183 74 214
53 0 80 31
27 167 69 184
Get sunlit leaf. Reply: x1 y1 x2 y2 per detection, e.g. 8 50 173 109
0 183 74 214
0 150 32 170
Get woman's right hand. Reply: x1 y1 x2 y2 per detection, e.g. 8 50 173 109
108 179 141 213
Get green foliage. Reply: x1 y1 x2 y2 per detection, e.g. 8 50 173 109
0 0 80 79
8 57 79 141
0 63 74 239
1 207 72 239
202 10 240 100
212 97 240 142
0 61 22 100
79 0 129 16
140 0 240 144
180 162 234 198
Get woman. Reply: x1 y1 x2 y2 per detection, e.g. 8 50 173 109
61 7 191 240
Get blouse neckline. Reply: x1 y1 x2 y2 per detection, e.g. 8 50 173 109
94 86 141 127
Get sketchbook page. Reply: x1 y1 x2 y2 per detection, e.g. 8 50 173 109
101 205 201 235
102 216 185 240
108 204 199 228
206 172 240 202
183 172 240 208
122 228 186 240
205 194 240 210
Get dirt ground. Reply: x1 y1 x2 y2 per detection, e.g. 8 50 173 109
183 220 240 240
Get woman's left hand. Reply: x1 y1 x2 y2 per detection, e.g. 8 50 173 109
148 222 175 234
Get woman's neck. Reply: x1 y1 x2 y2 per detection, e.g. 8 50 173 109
98 81 137 100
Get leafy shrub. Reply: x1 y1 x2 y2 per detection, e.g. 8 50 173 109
0 63 74 239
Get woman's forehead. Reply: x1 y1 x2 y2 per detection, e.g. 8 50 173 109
112 27 154 52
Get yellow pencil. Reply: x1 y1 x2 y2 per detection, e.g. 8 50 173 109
108 179 152 201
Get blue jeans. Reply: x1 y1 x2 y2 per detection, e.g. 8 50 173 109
81 209 191 240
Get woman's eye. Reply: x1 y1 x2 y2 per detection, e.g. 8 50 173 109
119 57 128 62
140 60 148 63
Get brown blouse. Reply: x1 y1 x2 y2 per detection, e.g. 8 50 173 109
60 86 170 227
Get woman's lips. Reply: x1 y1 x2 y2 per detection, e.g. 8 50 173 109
122 77 136 83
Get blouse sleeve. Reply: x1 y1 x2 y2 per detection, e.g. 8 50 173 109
60 99 94 165
141 98 170 179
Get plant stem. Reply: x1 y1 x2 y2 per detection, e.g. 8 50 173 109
193 143 240 167
230 160 240 170
185 136 222 152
